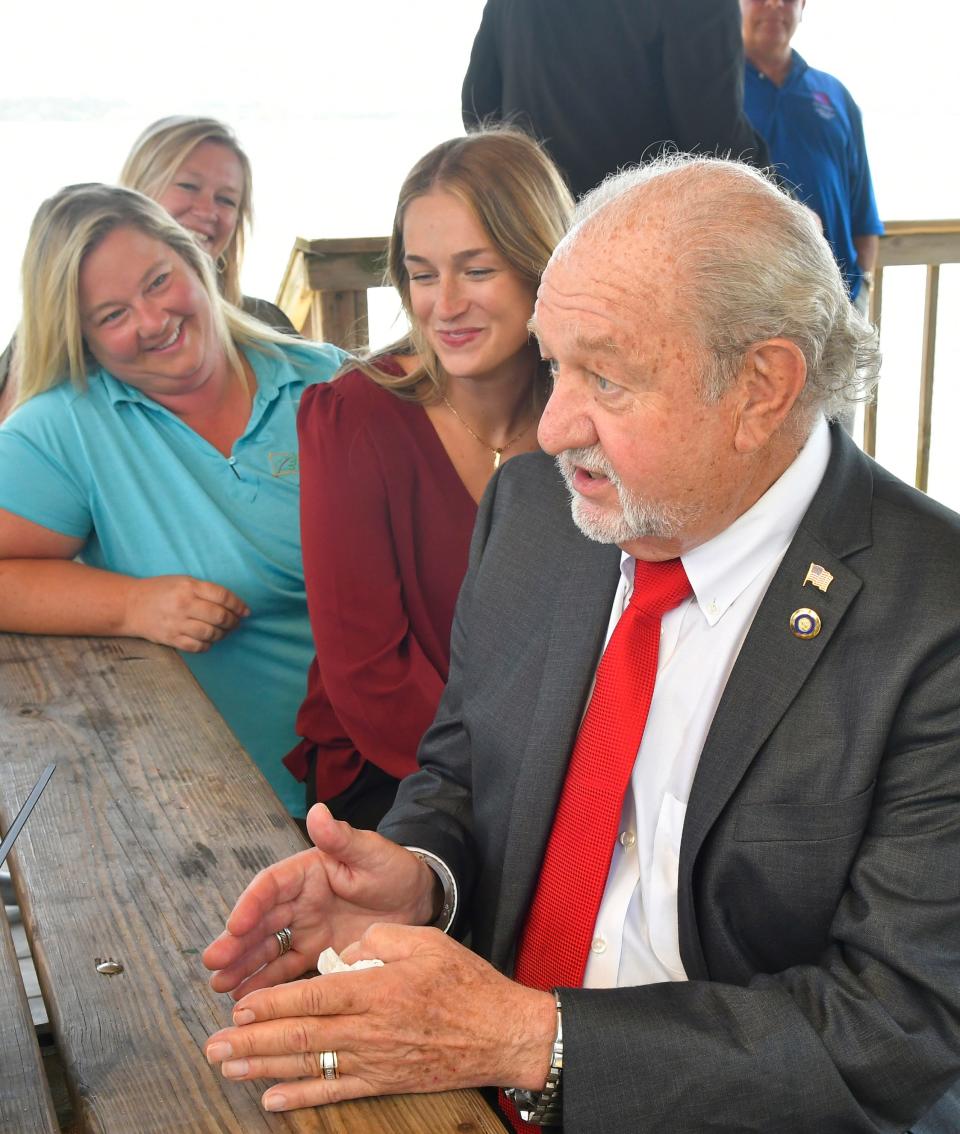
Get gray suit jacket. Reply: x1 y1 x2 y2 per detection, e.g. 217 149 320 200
380 427 960 1132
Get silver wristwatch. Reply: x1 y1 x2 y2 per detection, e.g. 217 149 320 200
406 848 457 932
505 990 563 1126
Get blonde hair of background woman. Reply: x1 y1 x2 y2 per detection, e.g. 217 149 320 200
120 116 253 308
17 183 288 406
358 125 574 404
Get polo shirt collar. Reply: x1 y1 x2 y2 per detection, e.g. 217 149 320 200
745 48 808 88
785 49 808 86
97 343 292 411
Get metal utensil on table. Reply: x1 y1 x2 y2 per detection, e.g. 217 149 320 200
0 764 56 868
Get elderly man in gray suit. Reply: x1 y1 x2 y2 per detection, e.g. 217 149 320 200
203 157 960 1133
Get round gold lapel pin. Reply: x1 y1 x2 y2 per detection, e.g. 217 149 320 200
790 607 822 639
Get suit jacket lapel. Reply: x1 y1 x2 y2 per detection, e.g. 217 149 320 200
491 529 621 970
677 427 875 978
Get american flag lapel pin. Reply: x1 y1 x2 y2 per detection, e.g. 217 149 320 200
803 562 834 593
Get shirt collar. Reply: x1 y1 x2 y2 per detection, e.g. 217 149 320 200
99 343 292 409
745 48 807 86
621 416 831 627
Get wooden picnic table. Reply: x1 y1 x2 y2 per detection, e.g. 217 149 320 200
0 632 505 1134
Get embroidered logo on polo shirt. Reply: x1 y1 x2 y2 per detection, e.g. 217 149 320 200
268 451 299 477
811 91 835 120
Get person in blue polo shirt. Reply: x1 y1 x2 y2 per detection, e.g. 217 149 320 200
0 184 344 817
741 0 882 313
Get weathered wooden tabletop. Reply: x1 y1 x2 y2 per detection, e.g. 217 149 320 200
0 632 504 1134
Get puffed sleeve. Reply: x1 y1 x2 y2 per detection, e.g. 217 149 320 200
297 378 447 780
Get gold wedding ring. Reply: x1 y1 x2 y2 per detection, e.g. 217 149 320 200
274 926 293 958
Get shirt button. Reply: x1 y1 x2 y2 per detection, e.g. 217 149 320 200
591 936 607 954
618 830 636 849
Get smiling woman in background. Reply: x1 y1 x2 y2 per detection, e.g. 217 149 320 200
0 116 294 422
286 127 573 829
0 184 342 816
120 116 296 331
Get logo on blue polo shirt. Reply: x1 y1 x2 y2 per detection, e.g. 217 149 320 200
268 451 299 477
811 91 835 120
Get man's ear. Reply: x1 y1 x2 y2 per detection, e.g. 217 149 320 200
733 338 807 453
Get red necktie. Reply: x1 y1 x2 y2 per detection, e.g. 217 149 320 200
502 558 690 1132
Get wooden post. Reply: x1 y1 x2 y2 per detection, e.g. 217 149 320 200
317 288 369 353
276 237 389 351
915 264 940 493
862 264 882 458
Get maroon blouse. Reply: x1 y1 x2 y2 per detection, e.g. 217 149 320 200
285 362 477 801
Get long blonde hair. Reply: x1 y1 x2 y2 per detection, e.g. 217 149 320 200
359 126 573 403
120 116 253 308
17 183 287 405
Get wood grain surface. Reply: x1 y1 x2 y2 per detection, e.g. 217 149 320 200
0 633 504 1134
0 902 59 1132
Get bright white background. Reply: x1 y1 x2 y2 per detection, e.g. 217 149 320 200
2 1 958 503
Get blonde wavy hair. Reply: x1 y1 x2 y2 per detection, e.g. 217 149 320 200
356 126 574 403
120 116 253 308
17 182 288 406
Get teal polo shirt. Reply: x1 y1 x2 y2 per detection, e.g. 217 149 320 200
0 339 345 816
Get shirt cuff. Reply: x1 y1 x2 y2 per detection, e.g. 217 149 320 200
406 846 457 933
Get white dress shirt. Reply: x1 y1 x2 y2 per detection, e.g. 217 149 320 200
582 418 831 988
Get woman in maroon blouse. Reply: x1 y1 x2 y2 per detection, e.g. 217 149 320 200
286 128 573 827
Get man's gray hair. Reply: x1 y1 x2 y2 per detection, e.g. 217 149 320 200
562 155 880 424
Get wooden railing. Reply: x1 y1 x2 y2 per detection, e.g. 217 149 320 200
277 237 389 351
277 222 960 494
866 220 960 492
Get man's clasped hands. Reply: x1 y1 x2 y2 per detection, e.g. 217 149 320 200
201 803 555 1113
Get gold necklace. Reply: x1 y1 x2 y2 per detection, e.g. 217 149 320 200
441 394 536 469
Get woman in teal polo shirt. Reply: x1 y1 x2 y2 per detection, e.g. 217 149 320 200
0 184 344 817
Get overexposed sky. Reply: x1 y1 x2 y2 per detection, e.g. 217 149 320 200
2 0 956 319
2 1 958 499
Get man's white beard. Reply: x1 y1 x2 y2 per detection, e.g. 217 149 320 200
555 445 698 544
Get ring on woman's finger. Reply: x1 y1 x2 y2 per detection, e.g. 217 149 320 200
274 926 293 958
320 1050 340 1080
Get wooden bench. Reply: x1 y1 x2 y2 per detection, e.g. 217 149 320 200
0 632 504 1133
0 901 58 1132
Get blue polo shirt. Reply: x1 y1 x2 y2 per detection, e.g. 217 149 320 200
744 51 883 299
0 339 345 816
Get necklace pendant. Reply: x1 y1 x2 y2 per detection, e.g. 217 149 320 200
493 449 503 470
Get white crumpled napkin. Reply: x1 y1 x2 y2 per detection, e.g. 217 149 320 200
317 947 384 975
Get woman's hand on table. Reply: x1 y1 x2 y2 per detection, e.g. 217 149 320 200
202 804 440 999
205 922 557 1112
123 574 249 652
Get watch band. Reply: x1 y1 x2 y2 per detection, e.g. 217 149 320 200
505 990 563 1126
